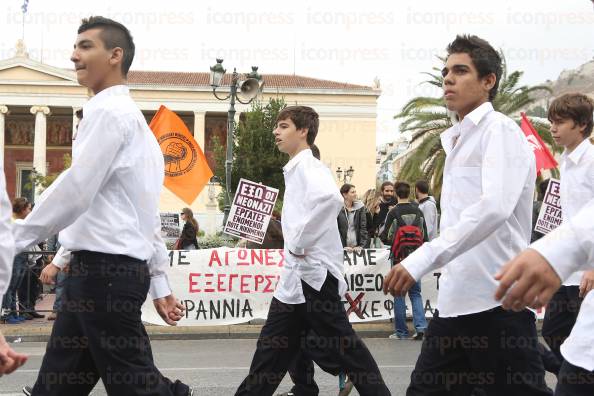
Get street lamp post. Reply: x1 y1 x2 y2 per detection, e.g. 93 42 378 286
209 59 263 226
336 166 355 184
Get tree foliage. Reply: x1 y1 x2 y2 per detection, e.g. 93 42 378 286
213 98 288 210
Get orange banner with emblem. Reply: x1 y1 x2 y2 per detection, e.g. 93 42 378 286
149 105 213 205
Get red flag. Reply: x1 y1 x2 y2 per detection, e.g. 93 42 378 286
520 112 558 174
149 105 213 205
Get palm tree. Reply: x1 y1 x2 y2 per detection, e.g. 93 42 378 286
395 56 557 200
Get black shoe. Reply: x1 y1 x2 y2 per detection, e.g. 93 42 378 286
413 331 424 340
22 386 33 395
29 312 45 319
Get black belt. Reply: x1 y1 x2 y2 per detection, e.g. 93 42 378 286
72 250 147 265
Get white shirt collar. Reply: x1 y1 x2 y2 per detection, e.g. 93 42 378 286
562 138 592 165
83 85 130 114
441 102 494 154
283 148 312 173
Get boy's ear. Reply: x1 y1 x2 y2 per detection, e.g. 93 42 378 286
299 128 309 139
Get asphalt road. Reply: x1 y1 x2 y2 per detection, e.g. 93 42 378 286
0 338 556 395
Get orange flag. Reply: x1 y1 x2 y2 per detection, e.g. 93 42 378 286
149 105 213 205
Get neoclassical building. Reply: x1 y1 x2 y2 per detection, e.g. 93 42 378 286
0 41 380 223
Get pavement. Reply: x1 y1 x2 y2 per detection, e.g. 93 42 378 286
0 337 558 396
1 293 396 342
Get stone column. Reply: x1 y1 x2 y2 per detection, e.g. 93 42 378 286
30 106 50 200
193 111 206 149
0 106 8 163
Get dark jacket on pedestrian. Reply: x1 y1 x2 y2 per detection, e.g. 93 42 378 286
337 200 369 248
380 202 429 246
372 197 397 235
179 221 199 249
246 219 284 249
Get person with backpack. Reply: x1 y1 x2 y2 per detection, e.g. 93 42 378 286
380 182 428 340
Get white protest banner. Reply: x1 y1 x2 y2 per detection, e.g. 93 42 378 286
534 178 562 235
141 248 447 326
223 179 279 244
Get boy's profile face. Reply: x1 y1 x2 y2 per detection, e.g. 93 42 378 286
549 117 586 149
273 117 307 157
70 28 121 93
442 52 495 119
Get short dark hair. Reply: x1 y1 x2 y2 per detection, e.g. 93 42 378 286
548 93 594 137
380 181 394 192
78 16 135 77
310 144 321 160
415 180 430 195
276 106 319 145
394 182 411 199
12 197 30 214
340 183 355 196
446 35 502 101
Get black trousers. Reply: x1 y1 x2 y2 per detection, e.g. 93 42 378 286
555 360 594 396
406 308 553 396
287 331 343 396
31 251 189 396
235 274 391 396
542 285 582 363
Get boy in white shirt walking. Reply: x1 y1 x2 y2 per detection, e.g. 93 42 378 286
383 35 552 395
540 93 594 363
235 106 390 396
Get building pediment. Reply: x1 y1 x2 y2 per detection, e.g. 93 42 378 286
0 57 77 85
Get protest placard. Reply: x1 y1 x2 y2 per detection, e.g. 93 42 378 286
223 179 279 244
534 178 562 235
160 212 181 241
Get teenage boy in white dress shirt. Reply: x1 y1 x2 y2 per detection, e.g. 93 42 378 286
235 106 390 396
383 35 552 395
12 16 192 396
496 199 594 395
539 93 594 364
0 165 28 376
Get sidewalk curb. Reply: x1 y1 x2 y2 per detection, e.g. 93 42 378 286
1 322 395 343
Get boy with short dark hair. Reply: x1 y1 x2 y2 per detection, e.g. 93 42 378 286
383 35 551 395
380 182 428 341
14 16 191 396
235 106 390 396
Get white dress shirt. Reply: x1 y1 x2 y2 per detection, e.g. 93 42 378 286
12 85 171 299
273 149 347 304
401 102 536 317
0 165 15 295
531 198 594 370
558 139 594 286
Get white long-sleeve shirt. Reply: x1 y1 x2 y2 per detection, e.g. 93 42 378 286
0 164 15 295
401 102 536 317
531 198 594 371
12 85 171 299
558 139 594 286
273 149 347 304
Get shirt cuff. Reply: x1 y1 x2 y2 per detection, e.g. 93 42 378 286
52 251 71 269
400 245 433 282
531 236 586 283
287 241 305 256
149 274 172 299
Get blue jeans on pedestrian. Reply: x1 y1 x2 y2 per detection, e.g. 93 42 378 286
394 281 427 337
1 253 28 317
52 270 67 312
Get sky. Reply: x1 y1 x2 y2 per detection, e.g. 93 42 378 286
1 0 593 146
